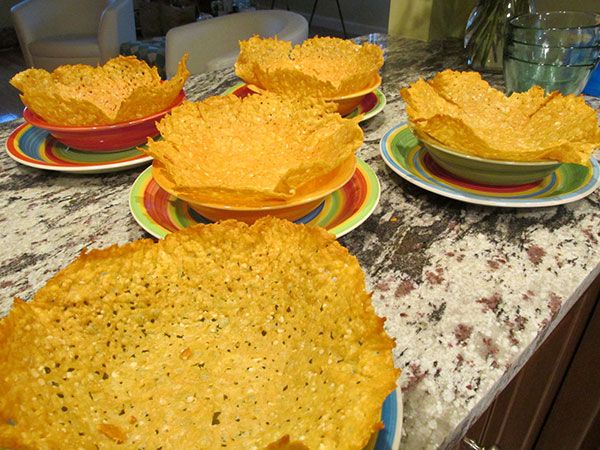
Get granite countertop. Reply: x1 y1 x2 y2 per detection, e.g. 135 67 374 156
1 35 600 449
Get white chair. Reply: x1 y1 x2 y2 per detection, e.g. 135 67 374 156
165 9 308 78
11 0 136 71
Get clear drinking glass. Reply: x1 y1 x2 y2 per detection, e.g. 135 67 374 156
504 56 596 95
505 41 599 66
509 11 600 46
504 11 600 95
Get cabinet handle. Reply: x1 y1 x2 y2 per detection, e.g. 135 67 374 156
463 437 502 450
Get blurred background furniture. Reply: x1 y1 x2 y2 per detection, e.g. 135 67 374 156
11 0 136 71
120 36 166 77
165 9 308 77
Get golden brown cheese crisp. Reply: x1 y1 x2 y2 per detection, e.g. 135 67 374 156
10 55 190 126
235 36 384 98
0 218 398 450
401 69 600 164
144 93 364 205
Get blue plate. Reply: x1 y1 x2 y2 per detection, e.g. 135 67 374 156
369 388 403 450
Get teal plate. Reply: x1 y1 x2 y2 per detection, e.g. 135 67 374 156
380 123 600 208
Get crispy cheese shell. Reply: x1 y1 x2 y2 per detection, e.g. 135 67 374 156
143 93 364 206
401 69 600 164
10 55 190 126
0 218 398 449
235 36 384 98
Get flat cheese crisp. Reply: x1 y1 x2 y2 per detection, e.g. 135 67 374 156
0 218 398 450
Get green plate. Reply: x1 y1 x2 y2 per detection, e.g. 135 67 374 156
380 123 600 208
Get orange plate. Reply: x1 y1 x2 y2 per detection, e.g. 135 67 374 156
151 156 357 223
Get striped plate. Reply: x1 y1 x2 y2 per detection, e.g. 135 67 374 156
222 83 386 122
380 123 600 208
368 388 403 450
129 158 380 239
5 123 151 174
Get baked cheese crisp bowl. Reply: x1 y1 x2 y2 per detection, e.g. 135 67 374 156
142 92 364 224
401 70 600 186
10 55 189 152
22 92 185 152
235 36 384 116
151 156 356 223
417 132 561 186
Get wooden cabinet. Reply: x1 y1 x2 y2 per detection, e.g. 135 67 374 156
457 276 600 450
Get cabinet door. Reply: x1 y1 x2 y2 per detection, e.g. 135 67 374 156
457 276 600 450
535 285 600 450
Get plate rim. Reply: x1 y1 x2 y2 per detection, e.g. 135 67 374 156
330 158 381 238
396 388 403 450
5 122 152 174
371 387 403 450
348 88 387 122
129 167 170 238
222 82 386 123
129 158 380 239
380 122 600 208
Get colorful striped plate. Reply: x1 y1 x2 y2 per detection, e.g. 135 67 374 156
368 388 403 450
223 83 386 122
129 158 380 239
5 123 152 174
380 123 600 208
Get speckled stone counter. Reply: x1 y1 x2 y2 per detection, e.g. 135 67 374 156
1 35 599 449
